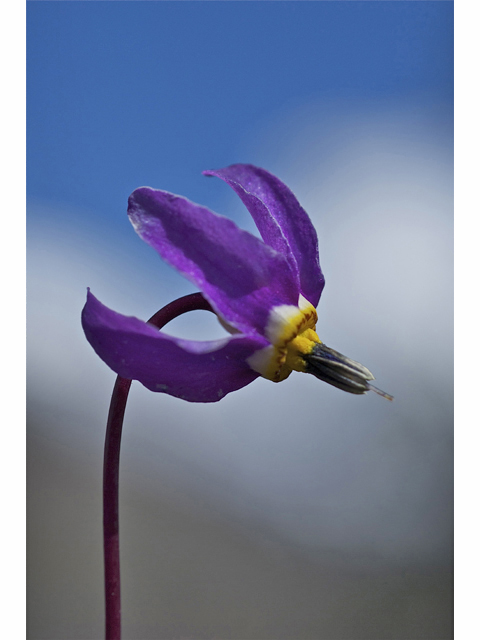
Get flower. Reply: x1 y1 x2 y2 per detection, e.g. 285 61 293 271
82 164 391 402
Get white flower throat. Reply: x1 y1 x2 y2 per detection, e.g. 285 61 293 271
247 294 321 382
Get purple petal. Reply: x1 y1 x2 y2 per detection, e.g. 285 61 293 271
82 291 265 403
203 164 325 307
128 187 299 337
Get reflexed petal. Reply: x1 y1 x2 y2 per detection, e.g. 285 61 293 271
204 164 325 307
82 291 266 403
128 187 299 337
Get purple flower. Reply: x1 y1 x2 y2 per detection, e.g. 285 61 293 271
82 164 388 402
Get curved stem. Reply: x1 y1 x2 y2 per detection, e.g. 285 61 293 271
103 293 213 640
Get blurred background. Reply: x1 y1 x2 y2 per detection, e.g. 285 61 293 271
27 2 453 639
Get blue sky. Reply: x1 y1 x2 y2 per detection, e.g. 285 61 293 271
28 1 452 228
27 4 454 638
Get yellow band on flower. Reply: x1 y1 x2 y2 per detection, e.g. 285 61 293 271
247 295 321 382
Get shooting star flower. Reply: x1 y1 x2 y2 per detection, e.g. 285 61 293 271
82 164 391 402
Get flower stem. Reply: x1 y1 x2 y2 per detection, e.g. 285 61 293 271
103 293 213 640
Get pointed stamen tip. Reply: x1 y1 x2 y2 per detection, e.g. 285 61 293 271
368 383 394 401
303 342 393 400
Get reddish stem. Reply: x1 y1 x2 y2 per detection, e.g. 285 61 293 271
103 293 213 640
